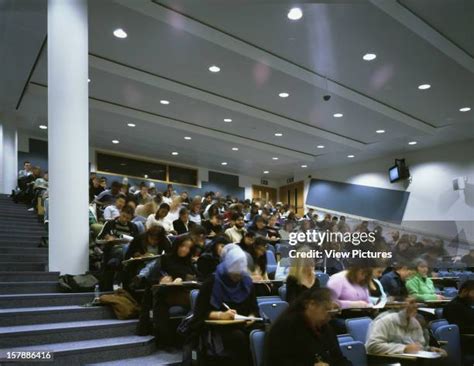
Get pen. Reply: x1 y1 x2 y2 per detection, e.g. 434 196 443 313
223 302 231 311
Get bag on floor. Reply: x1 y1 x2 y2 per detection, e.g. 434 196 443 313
58 274 98 292
99 289 140 319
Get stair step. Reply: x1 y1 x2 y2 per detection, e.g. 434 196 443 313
0 254 48 263
0 271 59 282
0 246 47 255
0 262 47 271
86 350 181 366
0 240 43 248
0 305 115 326
0 335 156 365
0 281 59 294
0 292 111 309
0 228 47 234
0 319 138 347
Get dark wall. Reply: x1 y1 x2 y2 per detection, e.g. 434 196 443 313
18 139 48 171
306 178 410 224
19 138 245 199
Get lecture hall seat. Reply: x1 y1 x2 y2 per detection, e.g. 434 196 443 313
345 317 372 343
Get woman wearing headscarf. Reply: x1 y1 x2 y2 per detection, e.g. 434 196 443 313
191 245 260 366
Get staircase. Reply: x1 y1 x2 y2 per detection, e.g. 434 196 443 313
0 194 181 365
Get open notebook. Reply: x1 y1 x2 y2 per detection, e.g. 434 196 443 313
396 351 441 359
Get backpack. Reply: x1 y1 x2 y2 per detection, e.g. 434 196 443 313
99 289 140 319
58 274 98 292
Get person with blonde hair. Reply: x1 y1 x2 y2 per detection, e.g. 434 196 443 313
285 246 320 303
135 200 157 219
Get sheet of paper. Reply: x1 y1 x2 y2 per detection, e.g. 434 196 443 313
399 351 441 359
418 307 436 315
234 314 263 321
372 297 387 309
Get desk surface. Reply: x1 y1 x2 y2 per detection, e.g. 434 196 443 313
205 320 246 325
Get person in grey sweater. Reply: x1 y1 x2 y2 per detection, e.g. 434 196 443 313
366 300 446 357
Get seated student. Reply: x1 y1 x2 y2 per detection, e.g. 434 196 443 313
461 248 474 267
167 196 183 223
326 264 371 309
247 215 268 238
266 214 281 241
197 236 228 281
369 265 388 306
224 213 247 243
189 225 208 258
366 299 446 361
406 259 445 301
134 201 157 222
96 206 138 290
89 175 104 203
123 226 172 289
248 238 269 295
146 203 174 234
443 280 474 353
285 247 320 304
172 207 195 235
134 182 152 205
103 194 126 221
238 231 256 254
153 235 198 345
380 263 414 299
95 181 122 207
191 245 259 366
265 288 351 366
188 199 202 225
202 213 223 237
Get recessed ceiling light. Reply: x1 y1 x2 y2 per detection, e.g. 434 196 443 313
221 162 228 166
287 7 303 20
459 107 471 112
279 92 289 98
333 113 343 118
112 139 119 144
232 147 239 151
301 164 308 168
209 65 221 73
144 174 148 179
127 123 136 127
376 129 385 134
171 151 179 155
160 100 170 105
272 157 279 160
418 84 431 90
317 145 325 149
408 141 417 145
363 53 377 61
88 78 91 83
184 136 192 140
113 28 127 39
274 133 283 137
223 118 232 123
347 154 355 158
39 125 48 130
263 170 269 174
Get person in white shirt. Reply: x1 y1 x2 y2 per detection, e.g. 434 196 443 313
146 203 174 234
103 195 126 221
224 213 247 243
18 161 33 179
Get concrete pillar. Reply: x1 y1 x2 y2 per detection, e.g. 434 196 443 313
0 123 18 194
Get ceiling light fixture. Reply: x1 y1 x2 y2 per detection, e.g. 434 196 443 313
263 170 269 174
459 107 471 112
376 129 385 134
278 92 289 98
88 78 91 83
272 157 279 160
39 125 48 130
171 151 179 155
160 100 170 105
363 53 377 61
112 139 119 144
274 132 283 137
333 113 343 118
221 162 228 166
232 147 239 151
347 154 355 158
287 7 303 20
184 136 192 140
113 28 127 39
209 65 221 73
317 145 325 149
408 141 417 145
418 84 431 90
301 164 308 168
127 123 136 127
223 118 232 123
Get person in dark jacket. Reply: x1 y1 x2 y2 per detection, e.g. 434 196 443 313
265 288 351 366
191 244 260 366
202 213 224 237
380 263 415 299
285 248 320 304
172 207 196 235
443 280 474 353
197 236 228 281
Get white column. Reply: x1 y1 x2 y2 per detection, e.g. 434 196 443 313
48 0 89 274
0 123 18 194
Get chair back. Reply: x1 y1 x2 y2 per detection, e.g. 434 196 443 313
316 272 330 287
345 317 372 343
339 341 367 366
266 250 277 276
430 319 448 333
258 300 289 323
435 324 462 366
257 296 281 304
337 334 354 345
190 289 199 312
278 284 287 301
249 329 265 366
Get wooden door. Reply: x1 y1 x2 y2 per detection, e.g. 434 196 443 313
279 181 305 216
252 185 277 204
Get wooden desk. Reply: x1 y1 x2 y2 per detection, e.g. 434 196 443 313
205 320 246 325
122 255 160 265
